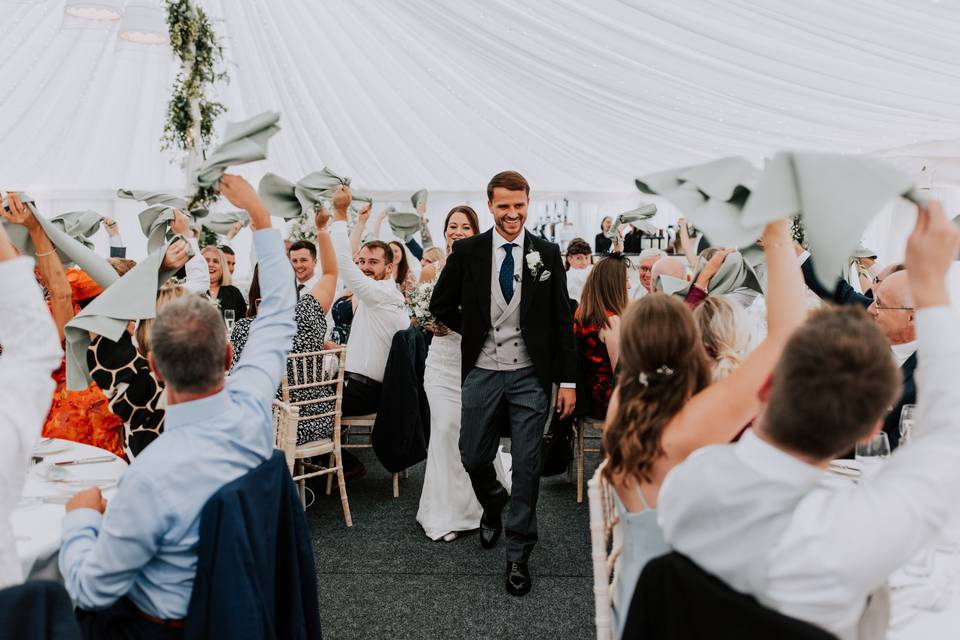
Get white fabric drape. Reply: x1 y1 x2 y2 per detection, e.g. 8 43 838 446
2 0 959 266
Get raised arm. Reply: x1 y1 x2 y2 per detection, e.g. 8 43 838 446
308 207 338 313
418 201 435 250
331 187 390 306
2 193 73 341
102 217 127 258
218 175 295 401
668 219 805 456
370 207 389 240
349 204 371 256
677 218 698 268
817 199 960 591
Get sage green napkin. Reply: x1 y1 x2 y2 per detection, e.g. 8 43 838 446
387 207 421 241
117 189 188 209
64 240 178 390
48 210 103 250
193 111 282 188
850 245 877 259
202 210 250 236
411 189 428 209
118 188 207 253
138 204 208 254
637 153 925 292
2 194 118 288
654 251 761 298
606 204 657 240
259 168 372 220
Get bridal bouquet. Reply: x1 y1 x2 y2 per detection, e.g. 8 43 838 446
406 280 437 329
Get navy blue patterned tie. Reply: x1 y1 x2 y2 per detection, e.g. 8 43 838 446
499 243 517 303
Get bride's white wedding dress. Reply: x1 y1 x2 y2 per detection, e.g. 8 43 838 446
417 331 510 540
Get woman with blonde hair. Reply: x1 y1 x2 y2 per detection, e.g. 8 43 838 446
202 244 246 319
693 294 751 381
601 219 806 637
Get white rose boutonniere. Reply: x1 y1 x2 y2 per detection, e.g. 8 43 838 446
525 251 543 277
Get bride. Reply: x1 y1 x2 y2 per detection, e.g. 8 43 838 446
417 206 509 542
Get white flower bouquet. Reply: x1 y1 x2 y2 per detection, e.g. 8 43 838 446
406 280 437 329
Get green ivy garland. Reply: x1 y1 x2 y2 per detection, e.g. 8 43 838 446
163 0 228 210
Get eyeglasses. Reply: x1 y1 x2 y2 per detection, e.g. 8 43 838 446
872 299 914 312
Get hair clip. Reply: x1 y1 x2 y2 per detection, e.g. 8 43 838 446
638 365 675 388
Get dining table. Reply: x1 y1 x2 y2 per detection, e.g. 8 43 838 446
12 438 127 581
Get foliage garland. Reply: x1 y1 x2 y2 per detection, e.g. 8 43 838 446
163 0 228 208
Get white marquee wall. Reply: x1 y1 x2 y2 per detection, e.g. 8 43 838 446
3 0 959 276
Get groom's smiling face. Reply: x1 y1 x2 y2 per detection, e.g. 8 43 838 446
489 187 529 241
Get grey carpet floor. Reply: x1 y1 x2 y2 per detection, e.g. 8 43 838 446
306 449 596 640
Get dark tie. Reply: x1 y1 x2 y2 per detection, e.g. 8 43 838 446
296 283 305 299
499 243 516 303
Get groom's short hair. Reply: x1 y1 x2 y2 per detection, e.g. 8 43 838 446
487 171 530 200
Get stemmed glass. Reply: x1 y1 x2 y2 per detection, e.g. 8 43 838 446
855 432 890 478
899 404 916 446
223 309 236 336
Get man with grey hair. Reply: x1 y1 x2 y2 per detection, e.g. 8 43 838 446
59 175 296 637
631 247 667 300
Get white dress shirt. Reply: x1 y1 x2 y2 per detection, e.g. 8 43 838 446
183 238 210 295
890 340 917 369
0 257 62 588
660 307 960 640
565 265 591 304
332 221 410 382
296 272 321 294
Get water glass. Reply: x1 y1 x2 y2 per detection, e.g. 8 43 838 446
899 404 916 445
224 309 235 335
855 432 890 477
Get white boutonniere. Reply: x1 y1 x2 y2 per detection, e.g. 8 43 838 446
525 251 543 277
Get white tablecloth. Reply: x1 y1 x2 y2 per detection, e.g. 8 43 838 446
827 461 960 638
12 439 127 580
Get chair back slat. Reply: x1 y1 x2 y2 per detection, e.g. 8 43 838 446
588 460 618 640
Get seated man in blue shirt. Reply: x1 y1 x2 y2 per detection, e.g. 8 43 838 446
59 175 296 638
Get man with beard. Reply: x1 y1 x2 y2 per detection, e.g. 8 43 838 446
329 186 410 419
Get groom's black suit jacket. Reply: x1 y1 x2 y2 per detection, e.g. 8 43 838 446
430 229 577 396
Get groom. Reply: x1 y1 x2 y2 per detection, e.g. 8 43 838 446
431 170 577 596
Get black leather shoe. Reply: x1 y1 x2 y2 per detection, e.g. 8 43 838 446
479 508 503 549
505 561 531 597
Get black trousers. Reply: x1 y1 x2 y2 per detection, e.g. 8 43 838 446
341 374 382 417
77 599 183 640
339 374 383 470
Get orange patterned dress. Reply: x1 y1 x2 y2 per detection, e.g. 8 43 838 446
40 268 125 460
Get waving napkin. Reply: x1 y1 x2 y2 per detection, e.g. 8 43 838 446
193 111 281 189
48 210 103 250
606 204 658 240
2 193 118 288
384 207 420 241
656 251 762 298
64 241 178 390
117 189 204 253
636 153 926 293
411 189 428 209
259 168 372 220
202 210 250 236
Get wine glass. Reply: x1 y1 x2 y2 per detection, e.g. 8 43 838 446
855 432 890 477
223 309 235 335
899 404 916 446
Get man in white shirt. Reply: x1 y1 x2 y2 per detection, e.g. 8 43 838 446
564 238 593 305
288 240 320 297
658 200 960 640
0 223 62 588
329 186 410 421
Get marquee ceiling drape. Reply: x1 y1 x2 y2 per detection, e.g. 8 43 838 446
2 0 959 199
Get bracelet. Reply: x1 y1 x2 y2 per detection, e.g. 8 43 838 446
35 249 57 257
